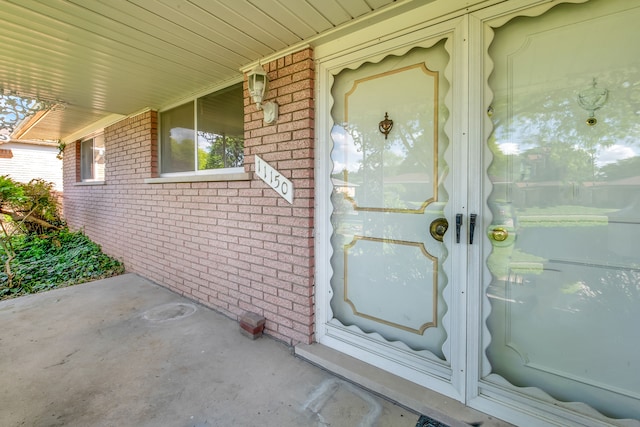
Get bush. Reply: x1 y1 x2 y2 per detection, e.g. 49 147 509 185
1 175 123 298
0 175 63 234
0 229 124 299
1 175 65 287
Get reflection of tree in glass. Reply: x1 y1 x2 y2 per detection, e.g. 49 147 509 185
197 132 244 170
489 70 640 188
600 156 640 181
168 137 195 172
330 44 450 212
332 102 448 211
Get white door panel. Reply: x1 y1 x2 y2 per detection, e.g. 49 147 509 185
479 0 640 423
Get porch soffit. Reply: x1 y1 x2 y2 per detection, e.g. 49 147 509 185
0 0 439 142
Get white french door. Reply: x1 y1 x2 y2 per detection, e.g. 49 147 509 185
471 0 640 425
315 0 640 425
315 19 469 400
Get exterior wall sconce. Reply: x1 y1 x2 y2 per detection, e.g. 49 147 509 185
247 64 278 125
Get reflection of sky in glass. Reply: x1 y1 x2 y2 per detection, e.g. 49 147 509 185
496 137 639 166
197 131 223 151
389 138 408 157
497 141 520 155
170 127 194 142
330 123 422 174
198 133 211 150
331 125 362 173
595 143 637 167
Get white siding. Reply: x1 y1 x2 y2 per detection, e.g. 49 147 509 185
0 142 63 191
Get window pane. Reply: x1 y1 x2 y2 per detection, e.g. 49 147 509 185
161 102 195 173
94 134 105 181
197 82 244 170
80 139 94 180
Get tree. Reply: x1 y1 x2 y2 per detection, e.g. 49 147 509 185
0 176 62 287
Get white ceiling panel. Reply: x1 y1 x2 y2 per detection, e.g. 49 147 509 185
276 0 334 33
0 0 419 142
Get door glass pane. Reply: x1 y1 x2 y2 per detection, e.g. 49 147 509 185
330 43 451 358
484 0 640 420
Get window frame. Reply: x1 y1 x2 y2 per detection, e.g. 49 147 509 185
79 133 105 183
158 80 245 178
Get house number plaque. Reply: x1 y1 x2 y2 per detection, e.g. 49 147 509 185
255 155 294 204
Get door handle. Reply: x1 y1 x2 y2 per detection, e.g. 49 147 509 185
429 218 448 242
455 214 463 243
490 227 509 242
469 214 477 244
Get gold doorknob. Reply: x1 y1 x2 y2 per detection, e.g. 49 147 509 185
429 218 448 242
491 227 508 242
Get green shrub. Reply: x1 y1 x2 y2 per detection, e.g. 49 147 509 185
1 176 63 234
0 229 124 299
1 175 65 287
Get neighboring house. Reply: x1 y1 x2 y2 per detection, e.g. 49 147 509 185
0 140 63 191
4 0 639 426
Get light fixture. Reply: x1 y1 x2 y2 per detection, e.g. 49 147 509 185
246 64 278 125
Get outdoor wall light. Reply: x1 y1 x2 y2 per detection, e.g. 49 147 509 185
247 64 278 124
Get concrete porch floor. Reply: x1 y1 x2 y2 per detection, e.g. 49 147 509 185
0 274 509 427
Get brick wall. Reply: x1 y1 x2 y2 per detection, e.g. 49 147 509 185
63 47 315 345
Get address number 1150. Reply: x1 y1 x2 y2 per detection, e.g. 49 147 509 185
254 155 294 204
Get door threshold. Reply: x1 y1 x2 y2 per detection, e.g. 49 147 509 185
295 343 513 427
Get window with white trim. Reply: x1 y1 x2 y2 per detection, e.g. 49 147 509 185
80 134 105 182
160 82 244 175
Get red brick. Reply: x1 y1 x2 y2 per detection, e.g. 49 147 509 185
64 47 316 345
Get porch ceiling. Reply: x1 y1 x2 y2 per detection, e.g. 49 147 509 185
0 0 422 142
